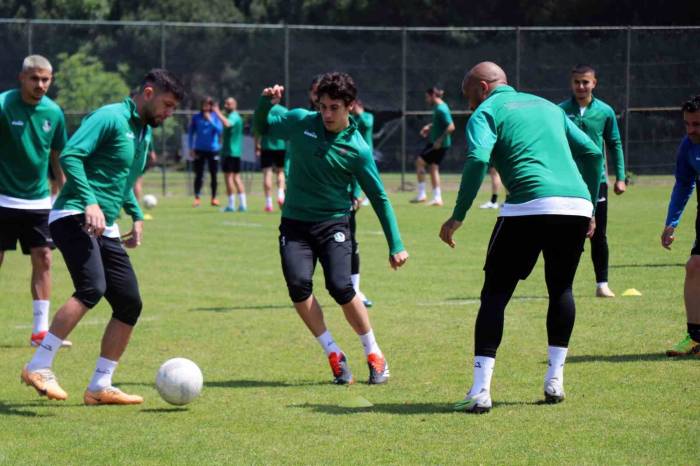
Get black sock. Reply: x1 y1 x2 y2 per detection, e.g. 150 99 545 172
490 194 498 204
687 323 700 342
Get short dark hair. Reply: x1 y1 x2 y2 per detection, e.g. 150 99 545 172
309 74 322 91
141 68 185 101
571 64 596 76
426 86 444 98
682 95 700 113
316 72 357 105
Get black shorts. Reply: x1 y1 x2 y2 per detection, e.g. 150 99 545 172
484 215 589 281
261 150 286 169
50 214 142 325
221 157 241 174
0 206 53 254
418 143 447 166
279 216 355 305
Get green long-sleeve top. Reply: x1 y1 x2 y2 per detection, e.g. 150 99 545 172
559 96 625 183
254 95 404 255
451 86 603 222
54 97 150 225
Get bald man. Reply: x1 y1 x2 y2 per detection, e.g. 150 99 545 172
221 97 247 211
440 62 603 413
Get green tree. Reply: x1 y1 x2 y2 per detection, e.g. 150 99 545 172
53 46 130 112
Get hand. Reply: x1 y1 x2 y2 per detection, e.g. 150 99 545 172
84 204 106 237
420 125 430 138
661 226 675 250
262 85 285 101
190 149 197 160
122 220 144 249
255 146 262 157
389 250 409 270
439 218 463 248
613 179 627 195
352 198 361 211
586 217 596 238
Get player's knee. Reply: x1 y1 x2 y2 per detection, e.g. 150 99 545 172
112 293 143 326
287 278 313 303
33 248 52 271
75 277 107 309
326 278 355 305
686 256 700 277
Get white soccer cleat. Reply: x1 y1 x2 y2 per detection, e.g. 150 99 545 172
479 201 499 209
454 388 492 414
544 377 565 404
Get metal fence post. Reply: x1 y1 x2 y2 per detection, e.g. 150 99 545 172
27 19 32 55
624 26 631 174
401 27 407 191
284 24 290 108
160 21 167 196
515 27 521 89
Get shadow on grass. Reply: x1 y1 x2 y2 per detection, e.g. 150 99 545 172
609 263 685 269
445 295 548 301
0 401 54 417
141 407 189 413
189 304 291 312
291 399 542 415
567 352 670 363
205 379 328 388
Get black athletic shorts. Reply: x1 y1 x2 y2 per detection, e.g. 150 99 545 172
484 214 590 280
221 157 241 174
279 216 354 304
50 214 141 315
418 143 447 166
261 150 286 169
0 206 53 254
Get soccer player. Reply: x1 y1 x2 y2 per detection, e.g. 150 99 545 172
0 55 72 348
661 95 700 357
412 86 455 206
221 97 247 212
439 62 602 413
479 167 502 209
189 96 227 207
255 96 287 212
21 69 184 404
559 64 626 298
133 141 157 203
253 72 408 385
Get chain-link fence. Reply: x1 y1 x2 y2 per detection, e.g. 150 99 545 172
2 20 699 192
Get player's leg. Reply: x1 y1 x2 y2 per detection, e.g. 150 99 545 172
455 216 540 413
263 168 273 212
208 152 220 206
591 182 613 297
23 215 107 400
233 166 247 211
349 210 371 307
275 153 286 206
480 167 501 209
222 161 236 212
279 218 352 383
411 145 430 202
541 215 589 403
428 163 443 206
83 237 144 405
192 151 205 207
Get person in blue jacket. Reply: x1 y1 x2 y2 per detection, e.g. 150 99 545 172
188 96 229 207
662 95 700 357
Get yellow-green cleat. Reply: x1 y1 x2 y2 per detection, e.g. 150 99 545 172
666 333 700 357
454 389 491 414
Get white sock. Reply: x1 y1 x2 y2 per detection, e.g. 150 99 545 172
32 300 50 333
88 357 118 392
359 329 381 357
468 356 495 396
545 346 568 382
277 188 285 200
418 182 426 198
228 194 236 209
316 330 342 356
596 281 608 288
27 332 63 371
265 196 273 208
351 274 360 293
433 187 442 199
239 193 247 208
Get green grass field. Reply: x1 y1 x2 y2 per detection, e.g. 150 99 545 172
1 173 698 465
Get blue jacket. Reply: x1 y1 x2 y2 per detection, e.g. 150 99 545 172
665 136 700 227
188 112 223 152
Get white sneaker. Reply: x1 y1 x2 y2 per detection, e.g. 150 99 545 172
544 377 565 404
427 198 444 206
595 284 615 298
479 201 499 209
410 195 427 204
454 388 492 413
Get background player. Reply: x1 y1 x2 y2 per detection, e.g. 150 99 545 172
0 55 71 348
559 64 626 298
255 95 287 212
189 96 227 207
221 97 247 212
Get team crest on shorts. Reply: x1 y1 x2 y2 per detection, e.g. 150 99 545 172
333 232 346 243
42 120 52 132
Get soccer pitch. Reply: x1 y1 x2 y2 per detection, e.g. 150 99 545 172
1 174 697 465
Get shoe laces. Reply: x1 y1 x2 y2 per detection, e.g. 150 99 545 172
328 353 343 377
34 368 57 383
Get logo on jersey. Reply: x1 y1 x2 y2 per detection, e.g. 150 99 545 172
42 120 52 132
333 232 346 243
11 120 24 126
303 130 318 139
125 131 135 139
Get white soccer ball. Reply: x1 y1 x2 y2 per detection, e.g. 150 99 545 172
155 358 203 406
143 194 158 209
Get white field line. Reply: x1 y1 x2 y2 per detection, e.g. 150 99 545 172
222 221 263 228
13 315 159 329
418 296 547 306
